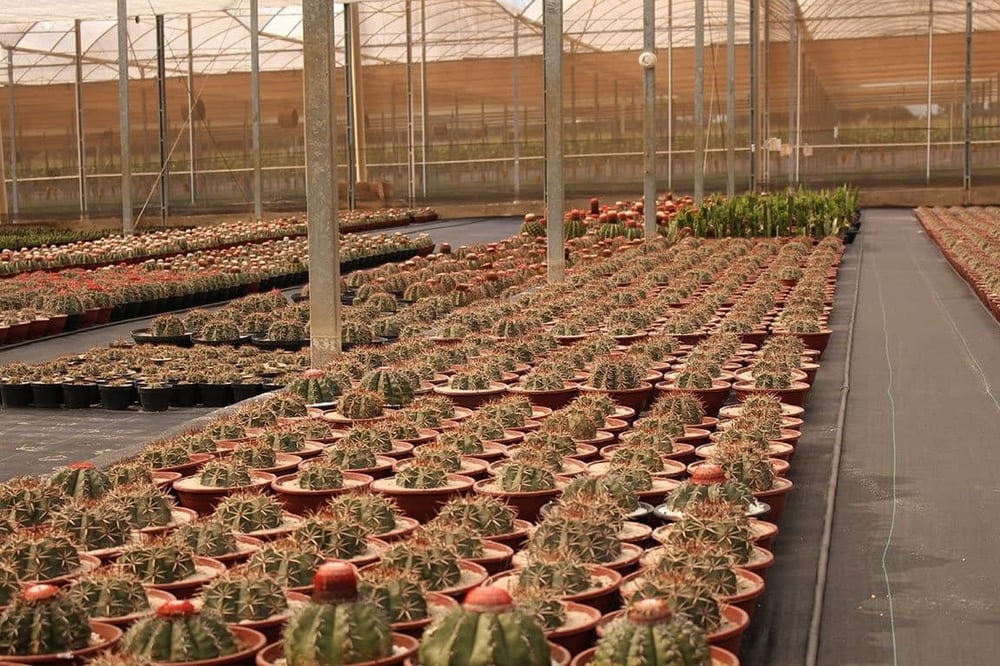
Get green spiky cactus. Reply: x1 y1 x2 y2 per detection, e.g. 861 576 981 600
341 320 375 346
260 427 308 454
436 429 486 456
199 319 242 342
514 584 568 632
623 567 722 632
663 513 755 567
297 459 345 490
137 443 191 470
0 563 19 606
149 315 186 338
519 430 578 458
324 492 400 535
324 442 379 471
560 474 639 513
118 542 197 584
282 562 393 666
715 450 777 492
526 514 621 565
169 519 239 558
0 584 92 656
213 493 285 533
418 586 551 666
419 524 484 560
543 409 600 441
651 393 706 425
515 555 592 596
0 476 65 527
121 599 238 662
246 538 324 589
433 495 517 537
48 462 111 501
448 368 495 391
592 597 711 666
109 483 175 529
51 498 132 551
231 443 277 470
337 388 385 420
644 545 740 597
266 320 307 342
673 367 714 390
587 355 647 390
608 442 670 474
106 462 155 488
568 392 617 419
286 369 348 405
394 460 450 490
520 214 546 237
198 460 255 488
496 463 556 493
632 413 687 440
200 566 288 622
520 369 567 391
263 392 309 419
411 441 463 473
358 563 430 623
0 527 81 581
358 367 416 407
381 540 462 591
340 425 395 453
67 568 150 619
292 513 369 560
663 464 756 513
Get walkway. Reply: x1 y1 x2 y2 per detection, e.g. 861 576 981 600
818 209 1000 664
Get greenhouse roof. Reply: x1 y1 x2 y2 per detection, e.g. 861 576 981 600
0 1 997 85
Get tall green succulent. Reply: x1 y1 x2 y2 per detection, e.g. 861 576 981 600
122 599 238 662
0 584 92 656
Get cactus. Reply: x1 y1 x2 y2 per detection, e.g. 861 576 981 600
436 429 487 456
231 442 278 470
121 599 238 662
543 409 600 441
434 495 517 537
623 567 722 632
337 388 386 420
568 392 617 419
204 420 248 442
587 355 647 390
341 320 376 346
149 315 186 338
263 392 309 419
169 519 239 558
0 527 81 580
381 540 462 591
340 425 395 453
137 443 191 470
527 514 621 565
324 441 379 470
246 538 324 589
324 492 400 535
663 464 756 514
0 562 19 606
632 414 687 441
265 320 307 342
213 493 285 533
0 584 92 656
418 586 551 666
51 498 132 551
673 367 714 390
0 476 65 527
609 442 670 474
282 562 393 666
515 554 592 596
519 430 578 458
286 368 349 405
200 566 289 622
358 366 417 407
394 459 451 490
520 214 546 237
297 459 345 490
199 318 242 342
292 513 369 559
48 462 111 501
198 460 255 488
496 463 556 493
513 584 568 632
118 542 197 584
750 359 793 389
357 563 430 623
67 568 150 619
448 367 495 391
107 462 155 488
109 483 176 529
560 474 640 513
714 450 776 492
419 523 484 560
520 368 568 391
591 597 711 666
412 440 464 472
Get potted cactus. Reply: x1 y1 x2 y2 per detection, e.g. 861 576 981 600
358 367 418 409
117 541 226 599
255 562 418 666
486 551 623 613
654 464 767 522
356 562 458 638
120 598 266 666
252 320 308 352
432 495 532 550
192 317 246 347
418 586 570 666
168 518 260 566
323 492 419 543
199 565 305 642
432 367 508 410
133 315 192 347
290 512 382 566
0 583 123 665
579 355 655 412
322 388 389 426
369 459 475 522
0 526 100 585
47 462 110 501
50 498 133 560
284 369 351 409
173 460 277 516
212 493 300 541
375 536 487 599
473 462 563 523
66 568 174 627
271 458 373 515
245 538 325 592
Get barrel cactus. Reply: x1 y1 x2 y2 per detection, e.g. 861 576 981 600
118 542 197 585
169 519 239 558
591 597 711 666
419 586 551 666
394 459 450 490
623 567 722 632
199 318 242 343
0 583 92 656
337 388 386 420
661 513 755 567
106 462 155 488
67 568 150 619
0 526 81 581
0 476 65 527
663 463 755 514
293 513 369 560
560 473 639 513
246 538 324 589
520 213 546 237
297 459 345 490
324 441 379 471
358 366 417 407
213 493 285 533
0 563 19 606
266 320 307 342
357 563 430 624
651 393 706 425
121 599 238 662
448 368 494 391
515 554 592 596
51 498 132 551
434 495 517 538
496 463 556 493
543 409 600 441
324 492 400 536
48 462 111 501
198 460 255 488
149 315 186 338
587 355 647 390
513 584 568 632
137 443 191 470
200 566 289 622
381 540 462 591
527 514 621 565
285 368 348 405
109 483 176 529
282 562 394 666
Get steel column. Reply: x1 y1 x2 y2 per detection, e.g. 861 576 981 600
405 0 416 205
964 0 972 191
420 0 428 198
343 7 356 209
0 65 6 221
116 0 132 234
303 0 341 364
794 26 802 184
6 50 18 218
543 0 564 282
926 0 933 184
642 0 656 238
667 0 673 190
512 18 521 201
156 15 169 222
694 0 704 202
348 4 366 183
74 20 88 216
250 0 262 219
787 10 796 185
749 0 758 191
187 14 196 205
726 0 736 196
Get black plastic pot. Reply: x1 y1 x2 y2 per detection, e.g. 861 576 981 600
231 382 264 402
99 383 135 410
170 382 199 408
198 382 234 407
138 385 173 412
30 382 65 408
63 382 99 409
1 381 33 407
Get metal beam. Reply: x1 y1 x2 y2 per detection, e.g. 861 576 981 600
926 0 933 184
187 14 196 205
74 20 87 217
749 0 758 191
405 0 416 206
964 0 972 191
512 17 520 201
667 0 673 191
419 0 429 198
0 62 6 221
794 24 802 185
117 0 132 234
726 0 736 197
250 0 263 220
343 7 357 210
303 0 341 364
693 0 704 203
156 14 169 222
6 50 18 218
642 0 656 239
348 4 367 182
543 0 565 283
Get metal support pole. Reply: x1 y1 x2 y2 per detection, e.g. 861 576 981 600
0 66 6 221
419 0 428 198
250 0 262 220
187 14 196 205
543 0 565 282
749 0 758 191
512 18 521 201
787 11 796 186
303 0 341 364
693 0 704 202
343 7 356 209
762 0 770 187
726 0 736 196
926 0 933 184
116 0 132 234
405 0 416 205
642 0 656 238
156 15 169 222
964 0 972 191
74 20 88 217
667 0 673 190
6 50 19 218
794 27 802 185
348 4 366 183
